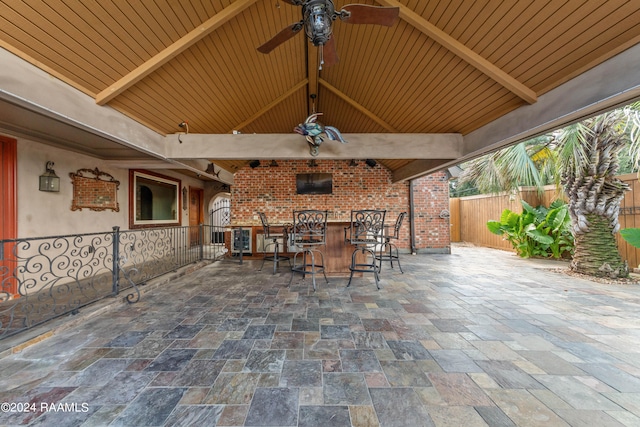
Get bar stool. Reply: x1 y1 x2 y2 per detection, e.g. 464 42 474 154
257 212 290 274
346 209 386 289
376 212 407 273
288 210 329 291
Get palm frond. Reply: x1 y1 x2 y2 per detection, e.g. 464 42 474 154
556 122 592 178
457 154 504 194
626 102 640 169
455 103 640 199
498 143 544 192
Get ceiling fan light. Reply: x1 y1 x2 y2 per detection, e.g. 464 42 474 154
304 2 334 46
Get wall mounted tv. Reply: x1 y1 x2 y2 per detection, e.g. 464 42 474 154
296 173 332 195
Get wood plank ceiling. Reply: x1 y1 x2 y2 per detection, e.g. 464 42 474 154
2 0 640 174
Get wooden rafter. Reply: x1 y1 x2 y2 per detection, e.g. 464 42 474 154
377 0 537 105
319 79 398 132
95 0 258 105
231 79 308 132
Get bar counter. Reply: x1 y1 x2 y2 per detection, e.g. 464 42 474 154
228 220 362 276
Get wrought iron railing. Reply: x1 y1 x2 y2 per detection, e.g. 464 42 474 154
0 224 225 340
209 198 231 245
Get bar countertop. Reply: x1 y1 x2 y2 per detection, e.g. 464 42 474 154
230 219 352 227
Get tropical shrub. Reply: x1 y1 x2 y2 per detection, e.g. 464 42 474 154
487 200 574 259
620 228 640 249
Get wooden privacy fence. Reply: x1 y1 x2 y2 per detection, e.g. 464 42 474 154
450 173 640 268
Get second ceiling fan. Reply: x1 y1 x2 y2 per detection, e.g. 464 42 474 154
257 0 400 67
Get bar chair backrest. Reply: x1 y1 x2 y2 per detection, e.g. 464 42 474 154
385 212 407 239
291 210 328 247
259 210 291 246
258 211 290 245
349 209 386 245
258 211 274 239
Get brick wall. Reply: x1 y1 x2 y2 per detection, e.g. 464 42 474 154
70 175 118 211
411 171 451 252
231 160 450 251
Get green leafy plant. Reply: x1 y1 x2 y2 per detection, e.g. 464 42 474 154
620 228 640 248
487 200 574 258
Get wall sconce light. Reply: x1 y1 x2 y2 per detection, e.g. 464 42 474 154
365 159 377 168
182 187 188 210
177 120 189 143
39 161 60 192
249 160 261 169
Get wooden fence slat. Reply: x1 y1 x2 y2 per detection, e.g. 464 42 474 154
450 198 461 242
450 174 640 268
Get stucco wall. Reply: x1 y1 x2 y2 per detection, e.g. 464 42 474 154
14 137 203 238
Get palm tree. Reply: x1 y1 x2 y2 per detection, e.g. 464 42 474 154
458 136 558 196
458 105 640 279
558 110 632 278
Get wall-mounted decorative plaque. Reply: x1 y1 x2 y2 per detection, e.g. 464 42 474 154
69 168 120 212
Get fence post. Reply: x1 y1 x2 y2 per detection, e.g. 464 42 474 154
199 223 204 260
112 226 120 296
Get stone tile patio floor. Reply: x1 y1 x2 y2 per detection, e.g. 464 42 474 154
1 244 640 426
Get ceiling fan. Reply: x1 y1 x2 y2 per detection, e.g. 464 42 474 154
257 0 400 67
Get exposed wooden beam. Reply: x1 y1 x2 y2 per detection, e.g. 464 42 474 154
231 79 308 132
319 79 398 132
377 0 537 105
95 0 258 105
392 159 454 182
164 133 462 160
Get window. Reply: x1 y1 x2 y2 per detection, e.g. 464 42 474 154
129 170 181 228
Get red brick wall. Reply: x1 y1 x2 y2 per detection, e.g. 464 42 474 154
411 171 451 252
231 160 449 251
70 175 119 211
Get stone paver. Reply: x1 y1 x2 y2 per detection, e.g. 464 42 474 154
1 245 640 426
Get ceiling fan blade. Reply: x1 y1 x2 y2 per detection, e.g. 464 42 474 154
280 0 303 5
257 22 304 54
341 4 400 26
322 35 339 67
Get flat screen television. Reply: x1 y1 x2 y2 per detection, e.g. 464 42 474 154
296 173 332 195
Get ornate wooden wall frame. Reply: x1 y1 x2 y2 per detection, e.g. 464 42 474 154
69 168 120 212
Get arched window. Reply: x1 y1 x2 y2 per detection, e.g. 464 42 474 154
139 185 153 220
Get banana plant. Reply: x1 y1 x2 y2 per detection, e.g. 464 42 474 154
537 200 574 258
487 200 573 258
620 228 640 249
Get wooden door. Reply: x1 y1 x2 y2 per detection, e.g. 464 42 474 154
1 136 18 295
189 187 204 246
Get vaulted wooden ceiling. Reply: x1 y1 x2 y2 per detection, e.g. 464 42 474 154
2 0 640 176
